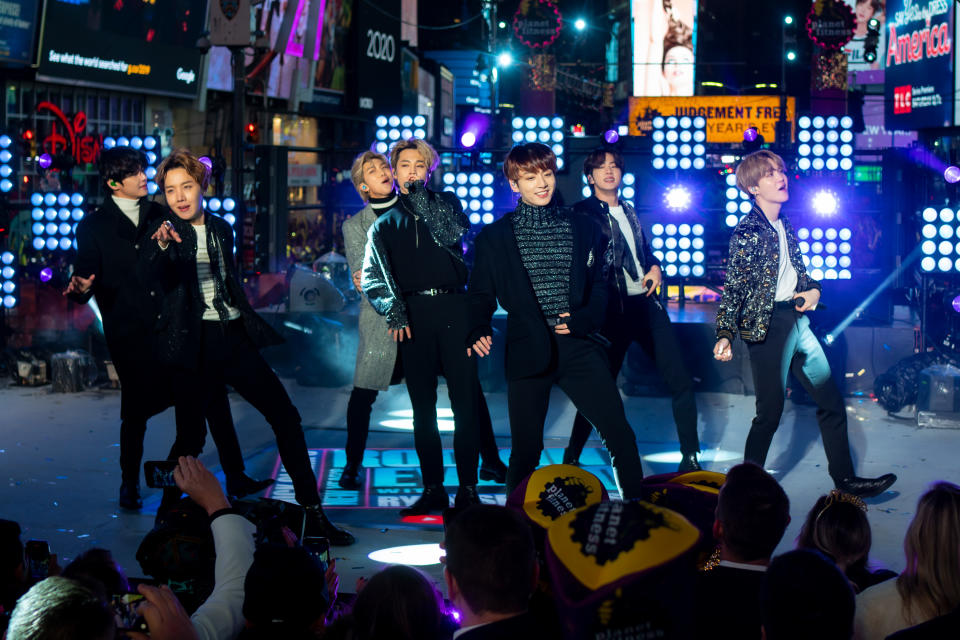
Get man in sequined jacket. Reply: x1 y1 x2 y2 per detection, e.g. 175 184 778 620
467 142 645 500
361 138 485 515
713 150 895 498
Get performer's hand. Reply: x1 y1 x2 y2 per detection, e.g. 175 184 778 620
643 265 662 296
126 584 199 640
62 273 95 296
352 270 362 292
713 338 733 361
793 289 820 313
173 456 230 516
389 326 412 342
151 219 182 249
469 335 493 357
553 312 572 335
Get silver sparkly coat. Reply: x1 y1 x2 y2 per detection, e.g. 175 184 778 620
343 204 398 391
715 205 822 344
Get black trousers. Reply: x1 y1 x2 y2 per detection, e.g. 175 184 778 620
567 294 699 458
398 294 479 487
171 319 322 506
506 333 645 499
115 352 245 486
744 305 855 481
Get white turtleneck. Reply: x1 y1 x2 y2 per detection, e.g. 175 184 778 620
112 195 140 228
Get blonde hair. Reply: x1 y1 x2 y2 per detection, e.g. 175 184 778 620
389 138 439 174
350 151 389 201
735 150 786 197
156 148 211 191
897 482 960 623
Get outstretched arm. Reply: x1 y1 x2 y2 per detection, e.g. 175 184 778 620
361 222 409 331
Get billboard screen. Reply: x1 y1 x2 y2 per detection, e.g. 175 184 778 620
884 0 954 129
628 96 796 143
631 0 697 96
36 0 207 99
842 0 887 73
0 0 41 66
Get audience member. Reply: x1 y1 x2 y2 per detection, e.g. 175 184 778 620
0 519 27 633
238 544 332 639
329 564 451 640
61 548 131 603
444 505 540 639
694 462 790 639
5 576 115 640
886 604 960 639
797 490 895 593
761 549 855 640
854 482 960 639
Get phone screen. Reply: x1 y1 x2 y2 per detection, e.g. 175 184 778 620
111 593 148 631
25 540 50 581
144 461 179 488
302 536 330 570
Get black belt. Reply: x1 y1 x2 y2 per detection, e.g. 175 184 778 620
545 316 566 327
404 287 463 297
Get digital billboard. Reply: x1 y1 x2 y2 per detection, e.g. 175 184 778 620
632 0 698 97
884 0 954 129
842 0 887 73
628 96 796 143
0 0 41 66
36 0 207 99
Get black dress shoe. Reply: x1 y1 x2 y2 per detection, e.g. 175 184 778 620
677 452 702 473
226 473 275 499
835 473 897 499
304 505 356 546
119 484 143 511
479 459 507 484
338 464 363 490
455 484 482 508
562 448 581 467
399 485 450 516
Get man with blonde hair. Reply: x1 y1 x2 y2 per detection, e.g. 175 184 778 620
362 138 498 514
339 150 400 489
713 150 895 498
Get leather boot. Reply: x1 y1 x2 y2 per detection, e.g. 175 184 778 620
399 485 449 516
338 464 363 490
304 504 356 546
479 459 507 484
226 473 275 498
119 483 143 511
455 484 482 508
835 473 897 499
677 452 702 472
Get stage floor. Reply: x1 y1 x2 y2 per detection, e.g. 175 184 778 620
0 377 952 595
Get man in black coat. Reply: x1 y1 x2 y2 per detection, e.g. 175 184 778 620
467 142 645 499
66 147 269 510
144 149 353 545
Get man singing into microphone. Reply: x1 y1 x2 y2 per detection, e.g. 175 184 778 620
361 138 487 515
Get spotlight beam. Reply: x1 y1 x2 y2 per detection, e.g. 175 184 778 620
824 246 921 345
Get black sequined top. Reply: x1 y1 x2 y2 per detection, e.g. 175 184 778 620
511 200 572 318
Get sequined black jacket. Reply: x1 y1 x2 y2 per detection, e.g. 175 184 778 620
715 205 822 344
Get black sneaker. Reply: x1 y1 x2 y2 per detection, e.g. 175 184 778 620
304 505 356 546
119 483 142 511
225 473 275 499
478 459 507 484
454 485 481 509
399 485 449 516
337 464 363 490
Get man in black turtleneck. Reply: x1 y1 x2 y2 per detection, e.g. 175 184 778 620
467 142 645 499
361 138 483 515
65 147 270 510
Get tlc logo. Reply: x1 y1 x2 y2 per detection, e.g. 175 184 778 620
893 85 912 114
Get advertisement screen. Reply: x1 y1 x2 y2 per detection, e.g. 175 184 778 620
884 0 954 129
842 0 887 73
355 0 402 114
0 0 41 66
36 0 207 99
631 0 697 97
628 96 795 143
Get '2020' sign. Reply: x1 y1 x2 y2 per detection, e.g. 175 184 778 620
366 29 395 62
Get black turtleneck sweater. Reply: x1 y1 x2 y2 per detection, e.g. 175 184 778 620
511 201 572 318
368 193 398 213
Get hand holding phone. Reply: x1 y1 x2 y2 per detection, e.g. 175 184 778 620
25 540 51 580
111 593 148 632
144 461 179 489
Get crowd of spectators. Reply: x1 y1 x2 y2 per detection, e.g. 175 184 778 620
2 461 959 639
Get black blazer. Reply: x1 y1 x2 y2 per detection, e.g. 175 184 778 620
467 208 608 380
456 611 543 640
141 213 283 370
69 196 167 358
